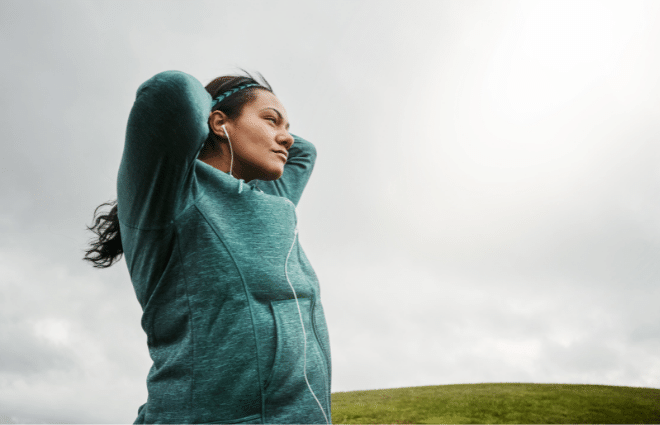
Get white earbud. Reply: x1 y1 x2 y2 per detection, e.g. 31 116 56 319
222 124 234 178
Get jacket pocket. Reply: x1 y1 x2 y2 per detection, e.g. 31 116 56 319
264 298 328 393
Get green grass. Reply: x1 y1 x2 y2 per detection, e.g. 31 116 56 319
330 383 660 424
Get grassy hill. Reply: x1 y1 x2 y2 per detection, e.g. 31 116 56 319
330 383 660 424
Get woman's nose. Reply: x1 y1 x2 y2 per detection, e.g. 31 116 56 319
280 132 294 150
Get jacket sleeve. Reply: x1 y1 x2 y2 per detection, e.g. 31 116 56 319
255 134 317 207
117 70 211 229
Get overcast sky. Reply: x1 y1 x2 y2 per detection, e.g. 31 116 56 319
1 0 659 423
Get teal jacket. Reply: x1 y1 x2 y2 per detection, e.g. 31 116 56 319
117 71 332 424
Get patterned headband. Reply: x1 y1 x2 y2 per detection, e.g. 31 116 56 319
211 83 261 109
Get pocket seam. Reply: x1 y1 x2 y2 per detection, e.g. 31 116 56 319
264 298 312 391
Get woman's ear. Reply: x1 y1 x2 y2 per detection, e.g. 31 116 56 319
209 110 229 139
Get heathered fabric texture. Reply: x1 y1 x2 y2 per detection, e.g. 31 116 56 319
117 70 332 424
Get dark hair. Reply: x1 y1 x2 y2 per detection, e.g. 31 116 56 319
83 200 122 269
83 71 272 269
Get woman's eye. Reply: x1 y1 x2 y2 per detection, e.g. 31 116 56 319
266 117 277 124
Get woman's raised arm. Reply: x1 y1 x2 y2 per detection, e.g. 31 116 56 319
117 71 211 229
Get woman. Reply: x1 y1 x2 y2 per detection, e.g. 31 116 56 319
84 70 332 424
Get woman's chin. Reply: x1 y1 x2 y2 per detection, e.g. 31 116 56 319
259 165 285 181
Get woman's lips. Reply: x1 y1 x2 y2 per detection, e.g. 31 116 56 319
274 151 288 161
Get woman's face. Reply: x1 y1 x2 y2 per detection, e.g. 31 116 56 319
211 89 294 182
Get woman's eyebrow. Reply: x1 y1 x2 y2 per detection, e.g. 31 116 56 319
261 107 290 130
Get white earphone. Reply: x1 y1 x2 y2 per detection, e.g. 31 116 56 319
285 227 329 425
222 124 234 177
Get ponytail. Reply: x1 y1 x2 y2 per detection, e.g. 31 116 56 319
83 200 123 268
